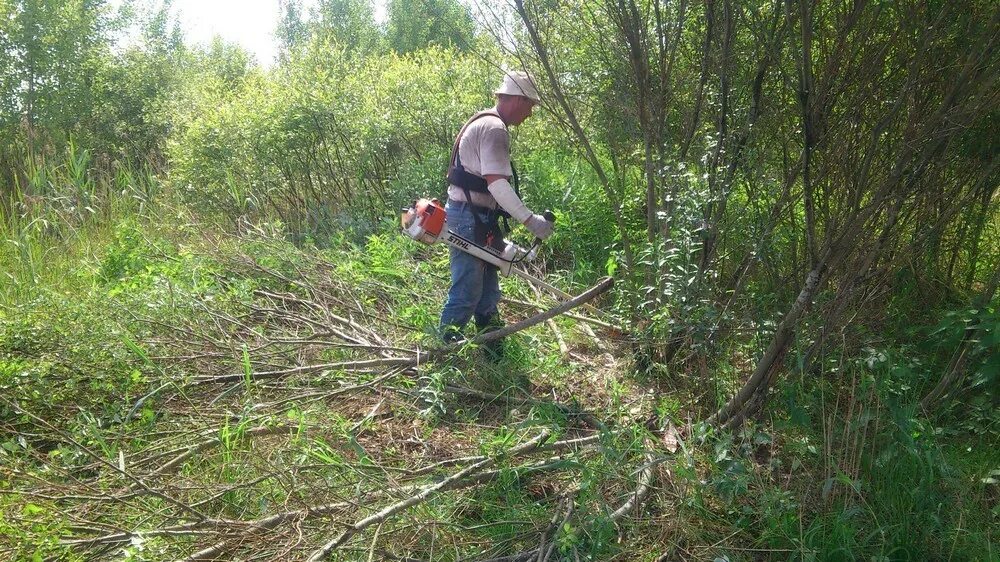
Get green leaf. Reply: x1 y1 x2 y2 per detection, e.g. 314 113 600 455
22 503 45 516
605 255 618 277
122 334 151 364
241 344 253 387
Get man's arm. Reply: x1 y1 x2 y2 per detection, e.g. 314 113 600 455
484 174 531 222
485 175 553 239
479 127 552 239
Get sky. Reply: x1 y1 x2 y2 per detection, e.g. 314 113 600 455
130 0 388 68
167 0 283 66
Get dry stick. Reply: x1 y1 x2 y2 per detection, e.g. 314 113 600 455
260 367 407 411
65 519 241 547
80 431 599 551
254 288 382 345
516 269 607 319
609 443 656 521
192 357 413 385
534 495 574 562
86 281 608 555
261 338 419 355
151 424 300 476
183 542 232 561
404 432 603 479
195 278 612 386
247 261 387 345
533 498 563 562
472 440 659 562
502 297 616 330
66 502 354 549
154 338 418 362
443 384 606 430
177 501 352 562
305 431 553 561
72 456 577 553
180 458 574 561
578 322 614 364
424 277 614 364
503 295 615 364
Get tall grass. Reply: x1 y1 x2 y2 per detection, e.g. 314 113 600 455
0 145 162 308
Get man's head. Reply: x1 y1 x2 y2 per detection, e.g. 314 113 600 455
494 70 539 126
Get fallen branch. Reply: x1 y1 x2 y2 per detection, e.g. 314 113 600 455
150 424 299 475
514 269 608 320
609 444 656 520
501 297 617 331
182 278 612 387
192 357 413 385
472 440 660 562
66 453 582 555
2 398 208 523
529 282 569 357
175 459 578 559
405 432 603 479
422 277 614 364
63 501 354 548
503 295 619 361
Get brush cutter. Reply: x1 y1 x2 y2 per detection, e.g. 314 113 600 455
400 197 556 279
401 198 610 321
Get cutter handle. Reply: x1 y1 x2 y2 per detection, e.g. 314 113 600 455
533 210 557 246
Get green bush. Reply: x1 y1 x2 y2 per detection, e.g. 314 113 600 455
169 44 495 243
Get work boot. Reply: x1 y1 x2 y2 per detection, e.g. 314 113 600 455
475 315 505 362
440 324 464 344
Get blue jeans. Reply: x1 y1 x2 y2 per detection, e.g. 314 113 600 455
439 201 501 338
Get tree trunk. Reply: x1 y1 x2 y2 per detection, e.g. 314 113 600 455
709 261 827 426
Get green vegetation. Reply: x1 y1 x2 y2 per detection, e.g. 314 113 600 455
1 0 997 561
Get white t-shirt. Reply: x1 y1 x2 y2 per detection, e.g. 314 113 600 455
447 109 513 209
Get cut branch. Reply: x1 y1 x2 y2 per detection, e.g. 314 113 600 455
305 431 553 560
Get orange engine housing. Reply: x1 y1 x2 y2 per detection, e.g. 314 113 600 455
401 197 446 243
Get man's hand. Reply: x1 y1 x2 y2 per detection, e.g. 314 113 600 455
524 214 554 240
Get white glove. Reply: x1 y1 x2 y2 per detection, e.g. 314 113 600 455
524 214 554 240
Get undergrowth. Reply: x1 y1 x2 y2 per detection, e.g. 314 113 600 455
1 180 996 561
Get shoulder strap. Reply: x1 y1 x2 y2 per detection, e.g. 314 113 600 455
447 110 505 176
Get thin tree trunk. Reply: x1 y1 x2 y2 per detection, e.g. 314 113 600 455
513 0 637 287
793 0 818 267
709 261 828 426
679 0 715 160
963 182 999 290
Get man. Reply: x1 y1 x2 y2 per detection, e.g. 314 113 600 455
439 70 555 348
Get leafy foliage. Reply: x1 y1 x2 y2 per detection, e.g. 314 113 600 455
1 0 997 560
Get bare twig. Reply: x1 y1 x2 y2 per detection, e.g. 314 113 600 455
305 431 553 560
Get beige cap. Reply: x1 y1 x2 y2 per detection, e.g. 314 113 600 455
494 70 540 103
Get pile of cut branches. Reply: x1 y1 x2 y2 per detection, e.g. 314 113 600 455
4 235 673 561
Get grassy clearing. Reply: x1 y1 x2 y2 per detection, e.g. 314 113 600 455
1 201 651 560
2 197 995 561
0 151 994 561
